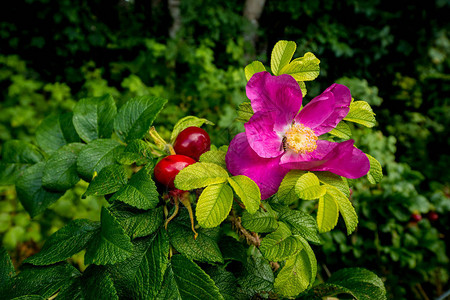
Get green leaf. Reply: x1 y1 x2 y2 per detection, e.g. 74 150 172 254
196 183 233 228
110 167 159 210
0 247 15 294
244 61 266 81
206 266 238 300
280 52 320 81
168 209 223 263
110 203 164 239
73 94 117 142
25 219 100 265
237 251 274 297
156 255 224 300
6 263 80 299
84 164 128 197
329 121 352 140
174 162 229 190
277 170 306 205
317 193 339 233
16 162 64 218
80 266 118 300
114 96 167 143
344 101 376 127
367 154 383 184
260 222 303 261
199 149 227 169
117 139 153 165
326 186 358 235
299 81 307 97
76 139 124 182
0 140 44 186
85 207 134 265
227 175 261 214
36 113 81 154
218 236 247 263
241 204 278 233
170 115 214 143
42 143 84 192
314 171 350 197
236 102 254 123
271 40 297 76
295 173 327 200
272 204 322 244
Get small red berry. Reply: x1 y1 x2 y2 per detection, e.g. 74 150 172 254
411 213 422 222
173 126 211 161
154 155 196 189
427 211 439 222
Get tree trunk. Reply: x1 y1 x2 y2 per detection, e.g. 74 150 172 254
243 0 266 48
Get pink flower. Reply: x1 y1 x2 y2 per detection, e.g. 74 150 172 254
226 72 370 199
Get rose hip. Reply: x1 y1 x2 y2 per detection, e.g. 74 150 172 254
154 154 196 189
173 126 211 161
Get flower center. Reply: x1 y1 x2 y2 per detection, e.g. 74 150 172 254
284 123 318 154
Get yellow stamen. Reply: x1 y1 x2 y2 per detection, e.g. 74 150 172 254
285 123 318 154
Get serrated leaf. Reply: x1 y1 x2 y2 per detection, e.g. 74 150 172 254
244 61 266 81
298 81 307 97
329 121 352 139
326 186 358 235
114 96 167 143
236 101 254 123
344 101 376 127
280 52 320 81
317 193 339 233
367 154 383 184
110 203 164 239
228 175 261 214
42 143 84 192
170 115 214 143
206 266 238 300
199 149 227 169
76 139 124 182
110 167 159 210
237 251 274 297
174 162 229 190
36 112 81 154
156 255 224 300
314 171 350 197
0 140 44 186
84 164 128 197
6 263 80 299
0 247 15 294
218 236 247 263
295 172 327 200
25 219 100 265
196 183 233 228
277 170 307 205
241 204 278 233
73 94 117 142
16 162 64 218
167 209 223 263
85 207 134 265
271 204 322 244
81 266 119 300
260 222 303 261
117 139 153 165
271 40 297 76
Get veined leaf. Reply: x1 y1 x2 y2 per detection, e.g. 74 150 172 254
0 247 15 294
271 40 297 76
317 193 339 233
344 101 376 127
196 183 233 228
25 219 100 265
170 115 214 143
244 61 266 81
237 252 274 297
85 207 134 265
298 81 307 97
228 175 261 214
114 96 167 143
277 170 306 205
205 266 238 300
117 139 153 166
295 173 327 200
367 154 383 184
314 171 350 197
329 121 352 140
241 203 278 233
84 164 128 197
260 222 303 261
280 52 320 81
326 186 358 235
174 162 229 190
73 94 117 143
199 149 227 169
236 102 253 123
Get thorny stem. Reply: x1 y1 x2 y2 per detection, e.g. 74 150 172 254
231 209 261 247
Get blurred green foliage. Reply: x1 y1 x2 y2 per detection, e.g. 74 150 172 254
0 0 449 299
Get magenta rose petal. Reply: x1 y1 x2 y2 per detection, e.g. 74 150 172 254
295 90 335 133
226 132 289 199
245 112 284 158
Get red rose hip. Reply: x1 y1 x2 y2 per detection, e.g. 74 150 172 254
411 213 422 222
173 126 211 161
427 211 439 222
154 154 196 189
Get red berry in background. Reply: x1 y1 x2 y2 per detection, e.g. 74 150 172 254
154 155 196 189
173 126 211 161
411 213 422 222
427 211 439 222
